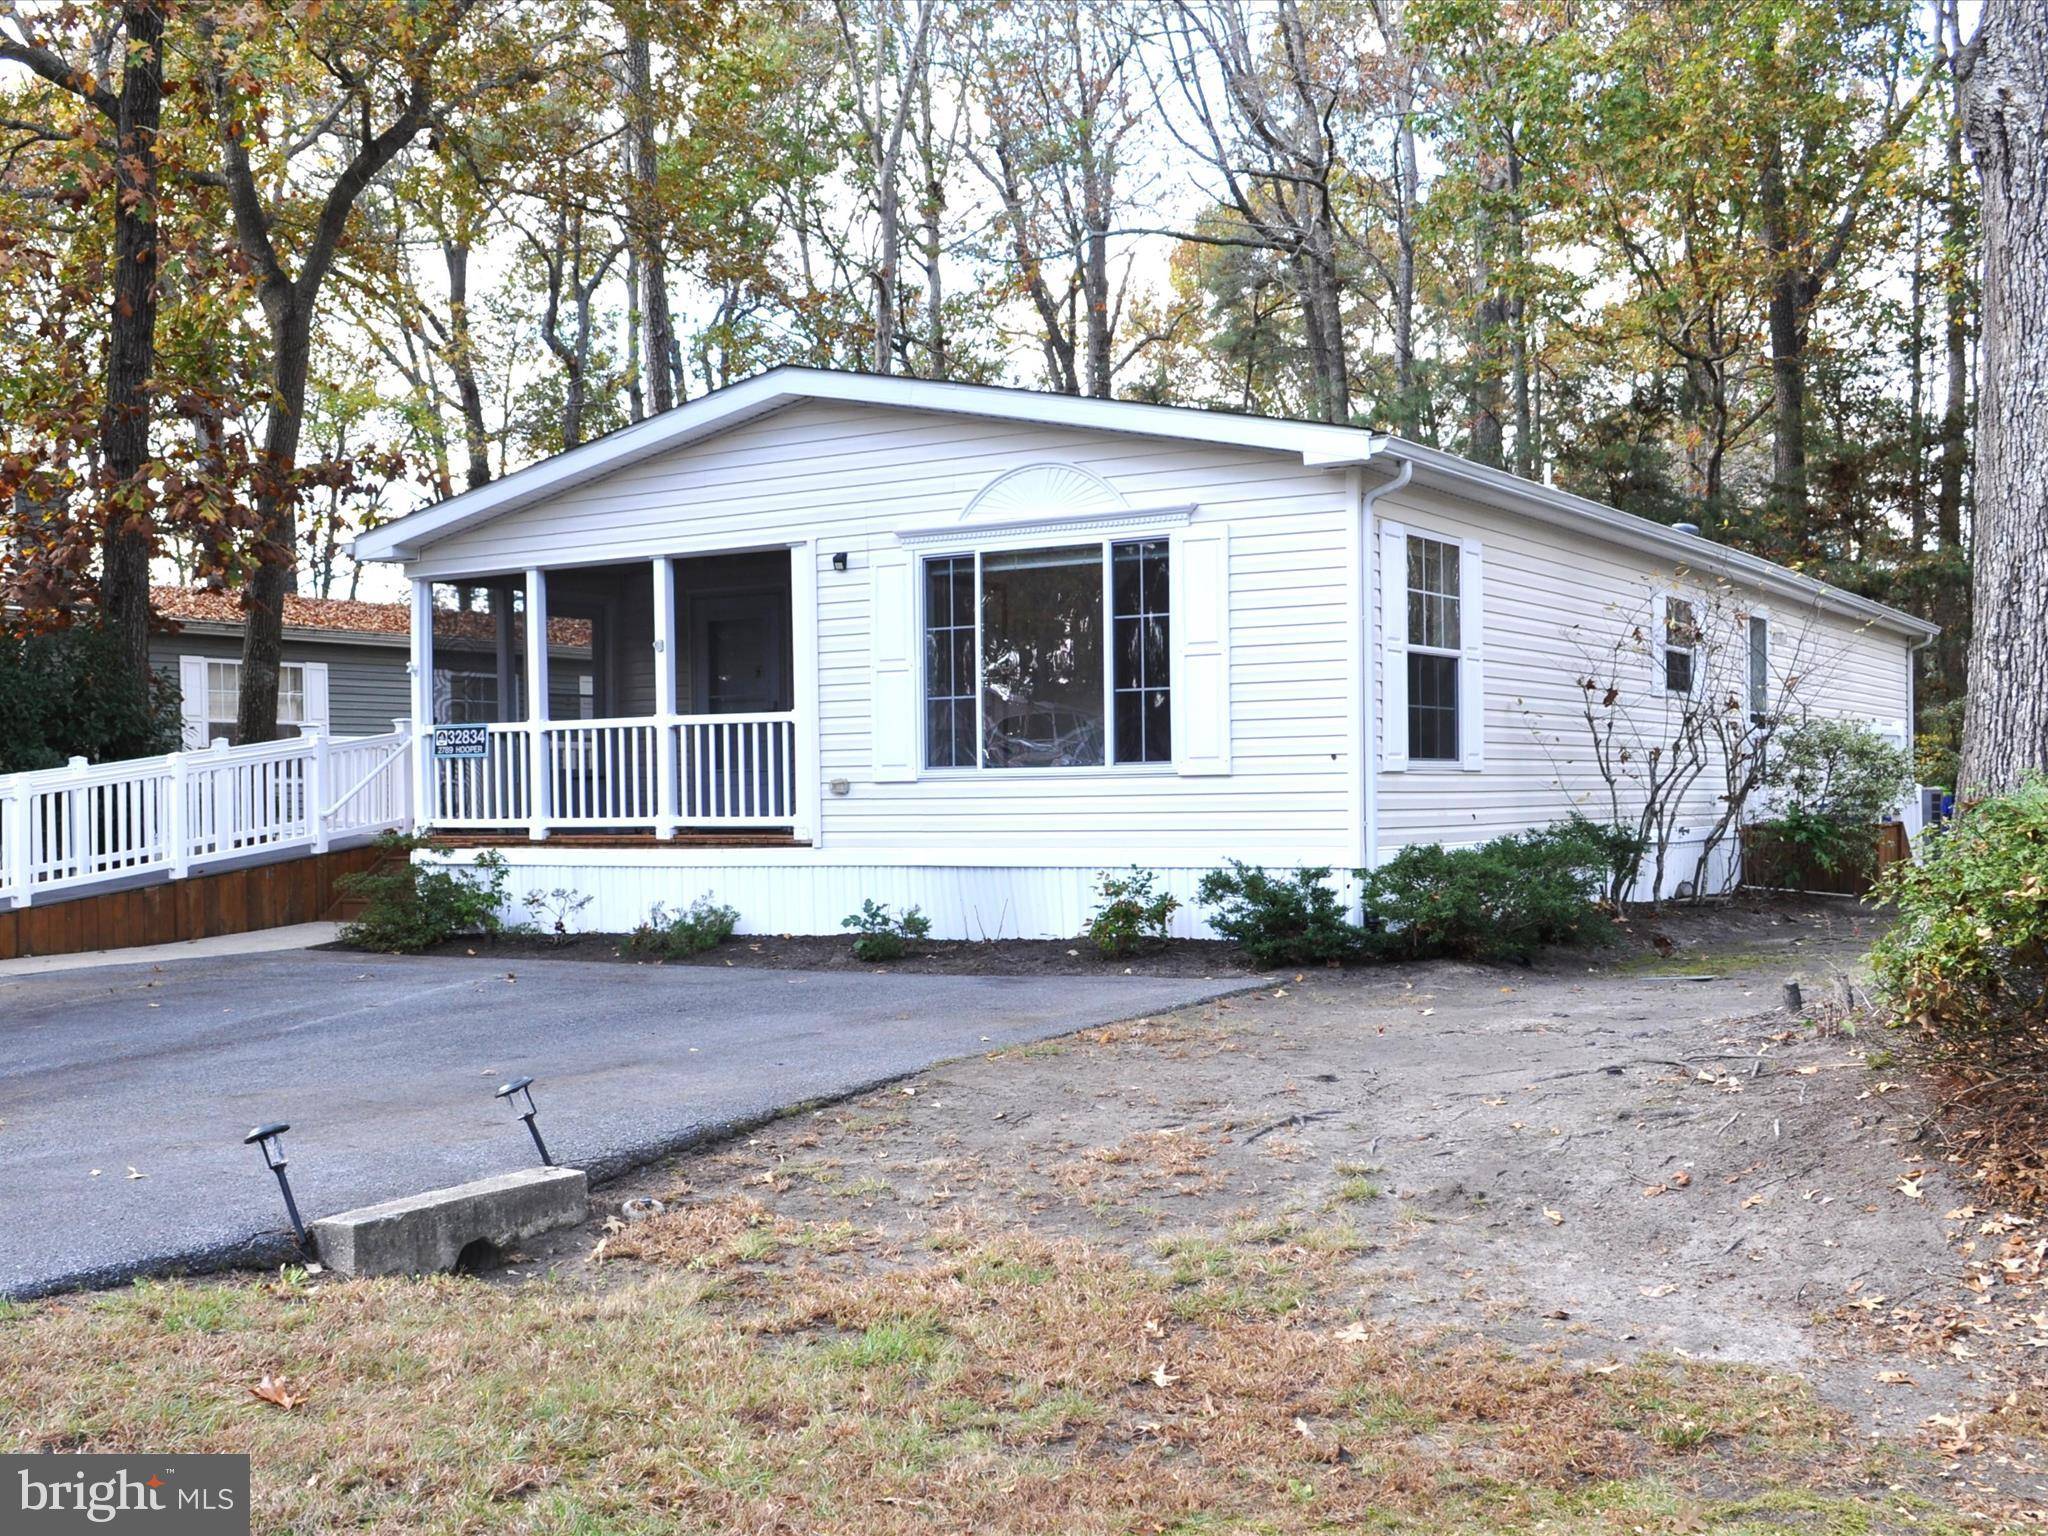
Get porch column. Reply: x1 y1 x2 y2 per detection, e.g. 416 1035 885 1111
525 567 551 841
652 557 680 838
410 579 435 831
792 541 821 845
492 581 517 713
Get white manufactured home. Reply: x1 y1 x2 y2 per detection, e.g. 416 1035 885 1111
353 369 1935 939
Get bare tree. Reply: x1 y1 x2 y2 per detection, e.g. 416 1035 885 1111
962 0 1149 397
1157 0 1352 423
835 0 937 374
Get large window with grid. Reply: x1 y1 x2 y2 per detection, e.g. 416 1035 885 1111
1112 539 1171 764
921 539 1171 770
1405 535 1461 763
923 555 977 768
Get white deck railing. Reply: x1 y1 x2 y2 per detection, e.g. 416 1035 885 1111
421 712 800 833
0 725 413 908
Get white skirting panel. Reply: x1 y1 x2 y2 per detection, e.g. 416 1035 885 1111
424 850 1247 941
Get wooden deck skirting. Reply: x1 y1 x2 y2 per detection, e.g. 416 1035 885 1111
0 843 389 962
424 831 809 850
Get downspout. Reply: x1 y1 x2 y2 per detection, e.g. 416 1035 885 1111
1358 452 1414 872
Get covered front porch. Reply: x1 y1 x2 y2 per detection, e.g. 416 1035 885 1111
407 549 812 841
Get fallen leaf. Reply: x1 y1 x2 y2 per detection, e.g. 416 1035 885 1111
1332 1322 1372 1343
249 1373 305 1411
1741 1192 1766 1210
125 1166 148 1181
1639 1283 1678 1298
1669 1170 1692 1189
1150 1363 1181 1388
1877 1370 1914 1385
1542 1208 1564 1226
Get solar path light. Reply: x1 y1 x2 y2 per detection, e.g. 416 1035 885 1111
494 1076 553 1165
244 1122 311 1254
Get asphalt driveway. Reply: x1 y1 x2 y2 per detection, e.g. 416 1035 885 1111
0 948 1254 1298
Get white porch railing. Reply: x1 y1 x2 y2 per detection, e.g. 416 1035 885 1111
420 712 800 833
0 725 413 908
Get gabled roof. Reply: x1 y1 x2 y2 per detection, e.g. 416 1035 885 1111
350 366 1936 642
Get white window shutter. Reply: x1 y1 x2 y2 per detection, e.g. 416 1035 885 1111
177 655 207 749
301 661 330 734
869 550 917 781
1170 525 1230 775
1459 539 1485 770
1379 520 1408 773
1649 589 1668 688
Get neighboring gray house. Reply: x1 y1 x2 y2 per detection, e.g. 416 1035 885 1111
150 587 595 747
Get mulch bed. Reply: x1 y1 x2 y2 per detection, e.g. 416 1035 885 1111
403 931 1266 977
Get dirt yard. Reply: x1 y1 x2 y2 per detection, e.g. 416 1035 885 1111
9 896 2046 1531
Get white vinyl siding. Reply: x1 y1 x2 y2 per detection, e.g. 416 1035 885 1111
1372 478 1915 884
418 401 1352 862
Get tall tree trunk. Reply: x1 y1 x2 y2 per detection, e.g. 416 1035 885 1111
626 25 675 414
99 1 165 693
1936 93 1970 553
1390 75 1419 432
1508 140 1533 477
1082 188 1111 397
624 248 645 423
1956 0 2048 794
1759 140 1809 531
443 239 490 491
236 297 314 746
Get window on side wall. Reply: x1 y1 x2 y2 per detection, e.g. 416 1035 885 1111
1405 534 1460 763
1747 614 1770 723
920 539 1171 770
204 660 305 745
1664 597 1699 695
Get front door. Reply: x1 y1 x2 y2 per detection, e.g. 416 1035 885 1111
688 591 792 714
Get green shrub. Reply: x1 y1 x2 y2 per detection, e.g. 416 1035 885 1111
626 896 740 958
1871 778 2048 1067
1358 820 1618 963
843 899 932 962
0 623 180 772
1195 863 1368 968
1755 719 1914 882
337 833 510 953
1085 867 1179 957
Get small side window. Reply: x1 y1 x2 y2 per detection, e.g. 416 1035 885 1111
1664 598 1698 695
1747 614 1770 723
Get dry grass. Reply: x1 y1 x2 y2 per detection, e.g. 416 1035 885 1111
0 1224 1971 1535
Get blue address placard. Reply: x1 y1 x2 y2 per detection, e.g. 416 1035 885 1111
432 724 490 759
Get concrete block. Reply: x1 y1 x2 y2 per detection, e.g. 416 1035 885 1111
311 1166 587 1278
